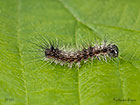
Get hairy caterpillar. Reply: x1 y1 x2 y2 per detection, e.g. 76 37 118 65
28 36 119 68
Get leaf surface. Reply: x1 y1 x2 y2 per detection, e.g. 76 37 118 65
0 0 140 105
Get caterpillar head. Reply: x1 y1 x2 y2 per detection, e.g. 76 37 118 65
107 44 119 58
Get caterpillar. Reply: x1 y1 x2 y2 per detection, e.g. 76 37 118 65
33 37 119 68
45 43 118 62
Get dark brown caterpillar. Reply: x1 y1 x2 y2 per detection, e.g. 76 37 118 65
22 35 119 68
45 43 119 64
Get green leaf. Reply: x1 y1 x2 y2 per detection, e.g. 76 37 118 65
0 0 140 105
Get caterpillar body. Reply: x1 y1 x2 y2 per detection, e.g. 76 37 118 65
43 41 119 67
